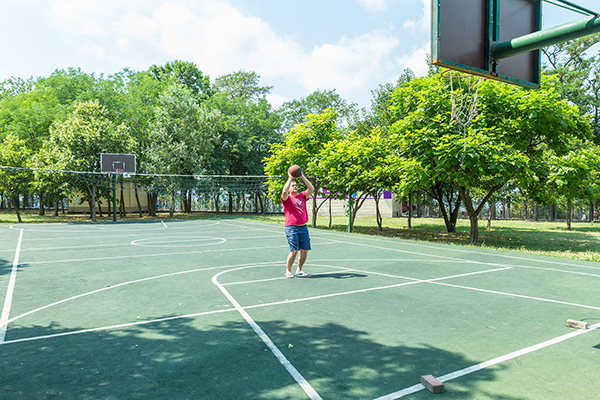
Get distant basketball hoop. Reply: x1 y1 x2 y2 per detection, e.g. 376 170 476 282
101 153 136 174
100 153 136 222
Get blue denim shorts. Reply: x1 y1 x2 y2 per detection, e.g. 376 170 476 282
285 225 311 252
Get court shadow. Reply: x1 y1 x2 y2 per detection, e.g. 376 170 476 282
0 318 525 400
0 258 14 276
310 272 368 279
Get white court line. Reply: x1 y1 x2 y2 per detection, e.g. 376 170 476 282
307 226 600 271
21 234 283 252
0 308 237 346
305 230 600 280
5 261 283 325
0 228 24 343
432 281 600 311
374 322 600 400
229 219 600 273
212 267 323 400
508 264 600 278
21 243 292 265
237 266 514 310
20 234 344 266
130 237 227 247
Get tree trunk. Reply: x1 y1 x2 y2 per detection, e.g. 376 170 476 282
312 196 318 228
460 189 479 245
134 184 143 217
258 193 264 214
548 203 555 222
169 189 175 219
567 198 572 230
408 193 413 230
375 193 383 231
459 183 504 245
428 184 461 233
147 194 157 217
328 198 332 228
38 191 45 216
120 180 126 218
12 196 22 223
87 184 97 222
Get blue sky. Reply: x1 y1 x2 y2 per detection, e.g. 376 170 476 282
1 0 598 109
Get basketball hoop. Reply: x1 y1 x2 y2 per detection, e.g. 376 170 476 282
114 169 124 175
441 69 482 152
441 69 482 128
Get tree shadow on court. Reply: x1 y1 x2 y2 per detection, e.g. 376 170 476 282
0 318 526 400
0 258 14 277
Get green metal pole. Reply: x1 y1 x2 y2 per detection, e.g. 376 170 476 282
493 16 600 60
348 193 352 233
113 173 117 222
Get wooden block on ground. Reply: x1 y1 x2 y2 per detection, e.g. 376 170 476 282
421 375 444 393
567 319 588 330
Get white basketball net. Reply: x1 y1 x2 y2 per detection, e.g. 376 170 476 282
447 71 481 127
444 70 482 151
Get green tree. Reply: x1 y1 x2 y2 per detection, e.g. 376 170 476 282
390 74 591 244
278 89 358 132
0 134 33 222
314 129 397 231
543 34 600 140
144 83 217 217
49 100 133 221
533 146 600 230
264 109 342 227
207 70 281 176
149 60 213 103
206 70 282 213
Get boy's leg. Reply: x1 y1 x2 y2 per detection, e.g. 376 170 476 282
287 250 298 274
297 250 308 272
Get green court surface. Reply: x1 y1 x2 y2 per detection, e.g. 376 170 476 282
0 219 598 399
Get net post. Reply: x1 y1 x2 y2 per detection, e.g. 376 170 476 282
348 192 352 233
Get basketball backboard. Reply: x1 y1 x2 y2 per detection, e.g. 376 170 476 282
101 153 136 174
432 0 542 88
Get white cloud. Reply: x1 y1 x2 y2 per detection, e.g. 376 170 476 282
40 0 411 107
357 0 388 13
115 1 304 78
45 0 118 35
299 30 400 98
403 0 430 31
80 42 106 58
396 42 430 77
266 92 289 109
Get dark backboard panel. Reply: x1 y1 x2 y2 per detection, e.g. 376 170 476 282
100 153 136 173
432 0 541 88
495 0 541 86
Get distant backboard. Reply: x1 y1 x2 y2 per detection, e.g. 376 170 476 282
432 0 541 88
101 153 136 174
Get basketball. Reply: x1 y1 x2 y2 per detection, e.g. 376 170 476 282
288 165 302 178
